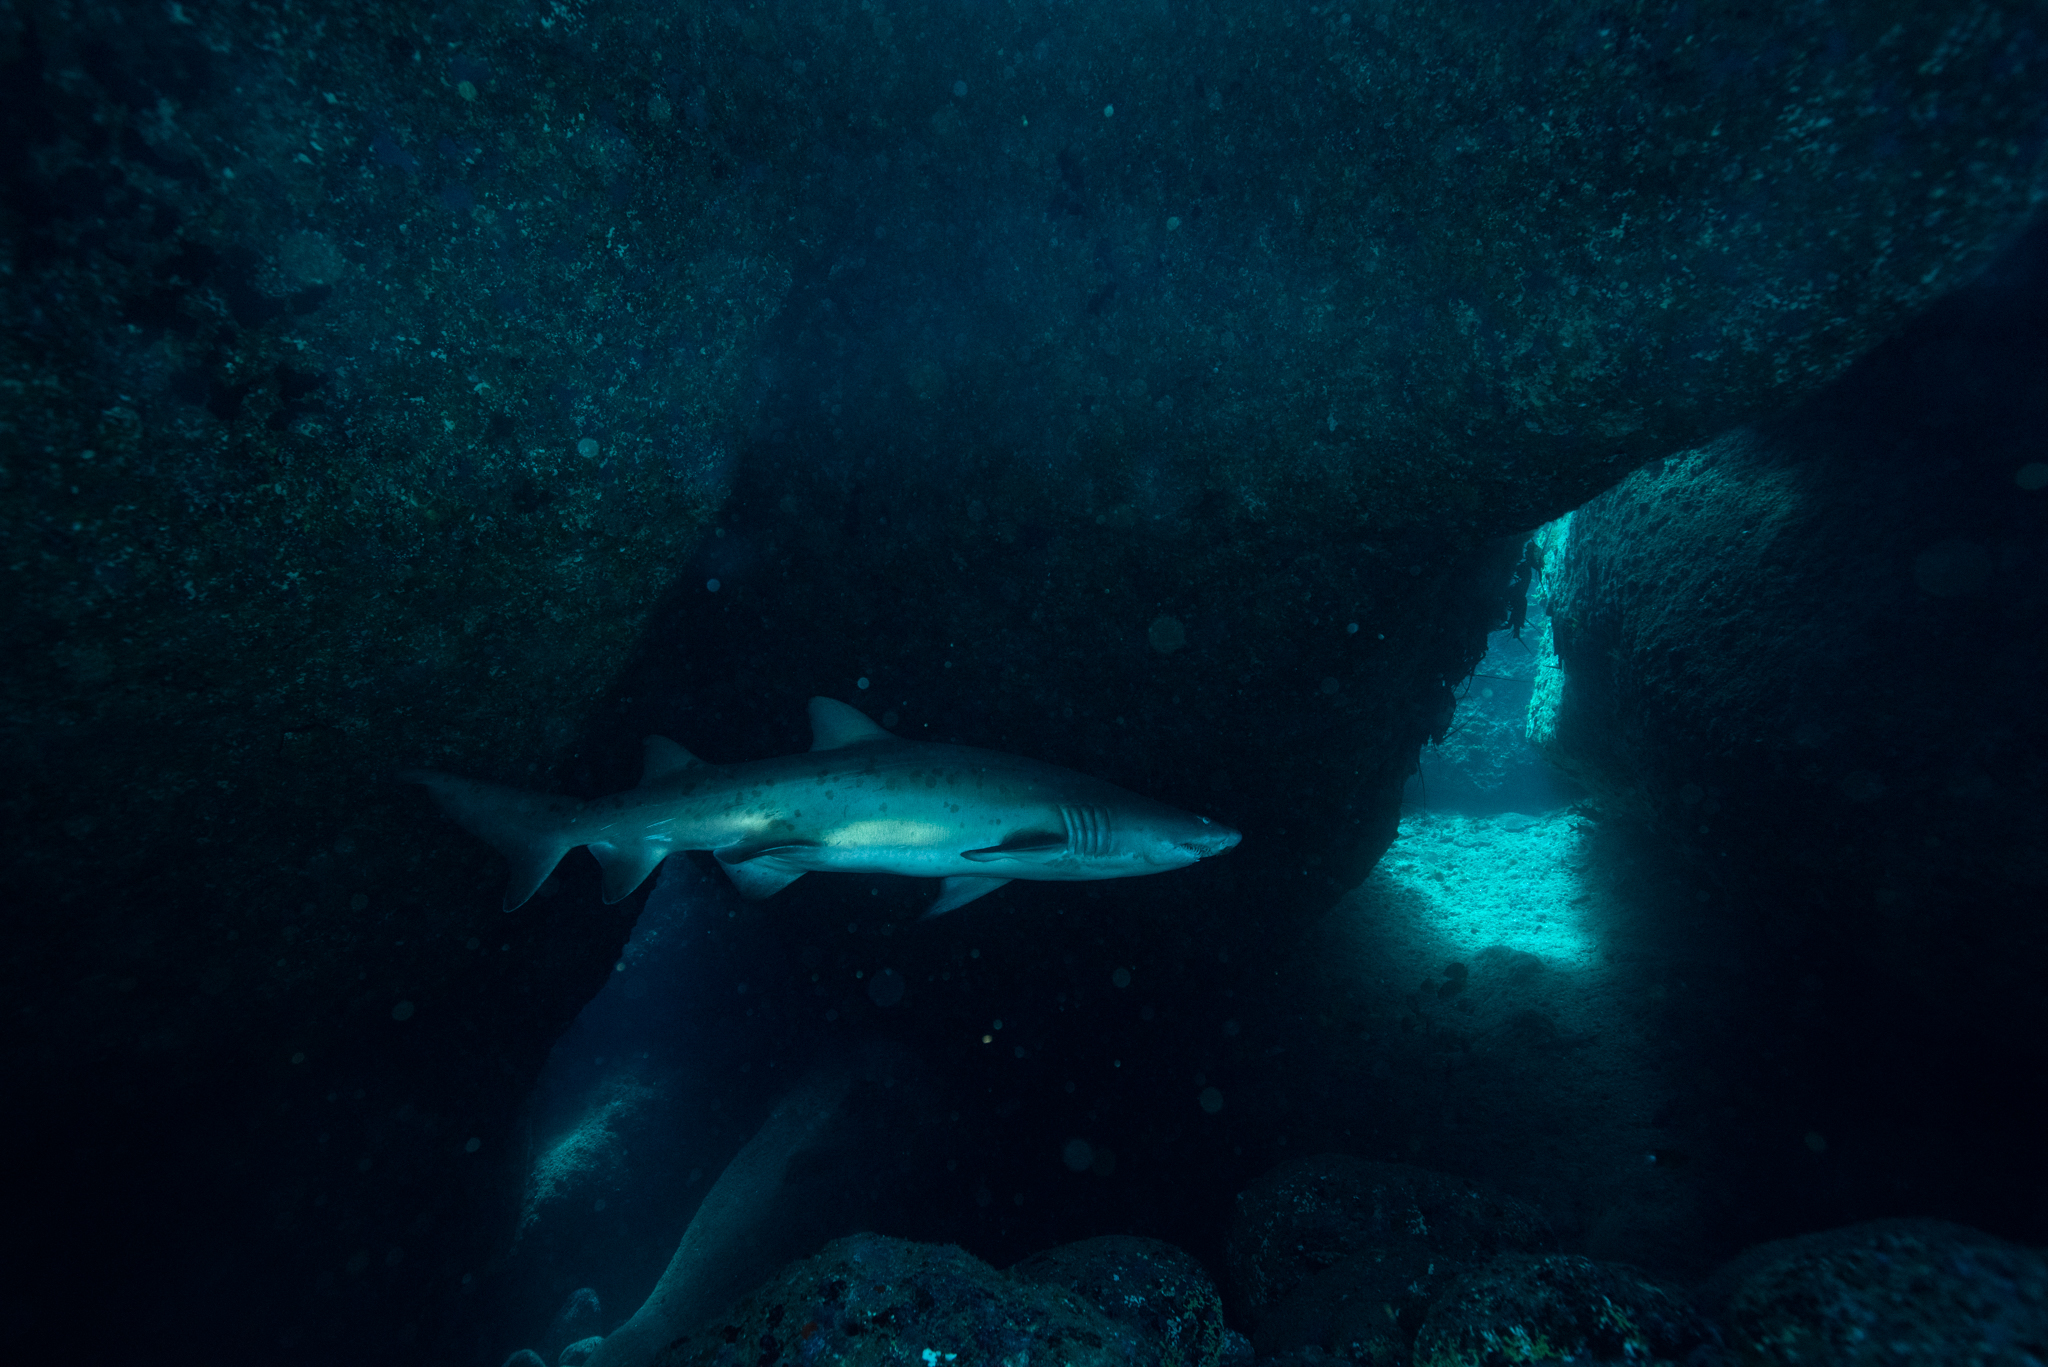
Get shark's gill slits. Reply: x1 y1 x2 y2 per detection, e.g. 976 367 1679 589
1060 804 1112 858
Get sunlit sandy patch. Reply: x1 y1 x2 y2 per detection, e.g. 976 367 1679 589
1376 810 1598 969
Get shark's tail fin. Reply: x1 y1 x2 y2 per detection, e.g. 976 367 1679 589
402 770 580 910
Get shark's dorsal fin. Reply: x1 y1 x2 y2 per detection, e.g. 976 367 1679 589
808 697 892 751
640 736 701 785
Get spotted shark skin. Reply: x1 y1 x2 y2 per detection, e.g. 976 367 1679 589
405 697 1240 915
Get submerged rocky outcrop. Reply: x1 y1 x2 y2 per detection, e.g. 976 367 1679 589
1413 1253 1714 1367
1226 1154 1557 1329
648 1232 1237 1367
5 0 2046 1360
618 1176 2045 1366
1703 1220 2048 1366
1531 220 2048 1240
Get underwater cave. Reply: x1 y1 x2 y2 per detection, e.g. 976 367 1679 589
6 2 2048 1364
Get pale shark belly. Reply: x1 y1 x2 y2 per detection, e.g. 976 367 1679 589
782 842 1116 882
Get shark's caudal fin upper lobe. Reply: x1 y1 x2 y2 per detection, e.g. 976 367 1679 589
401 771 578 910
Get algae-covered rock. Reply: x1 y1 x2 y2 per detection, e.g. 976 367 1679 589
1706 1220 2048 1366
1413 1254 1715 1367
6 0 803 1352
740 0 2048 541
1251 1252 1439 1365
1225 1155 1555 1328
652 1233 1144 1367
1010 1235 1231 1367
1257 1247 1483 1366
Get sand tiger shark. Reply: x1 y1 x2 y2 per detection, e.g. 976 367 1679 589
405 697 1240 915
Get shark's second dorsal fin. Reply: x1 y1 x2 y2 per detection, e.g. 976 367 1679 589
640 736 701 785
808 697 892 751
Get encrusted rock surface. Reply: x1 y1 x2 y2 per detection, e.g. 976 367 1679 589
6 0 801 1355
1703 1220 2048 1367
1412 1253 1715 1367
1225 1154 1555 1330
651 1232 1220 1367
1009 1234 1231 1367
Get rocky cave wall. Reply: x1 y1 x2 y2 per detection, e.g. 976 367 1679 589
1534 219 2048 1244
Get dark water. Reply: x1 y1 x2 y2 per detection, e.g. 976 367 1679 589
6 2 2048 1364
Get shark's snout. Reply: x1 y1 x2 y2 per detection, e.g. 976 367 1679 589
1179 821 1242 860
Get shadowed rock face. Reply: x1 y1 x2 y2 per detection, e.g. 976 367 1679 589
4 0 2045 1361
4 4 803 1358
651 1232 1234 1367
1702 1220 2048 1365
1533 221 2048 1243
1413 1253 1716 1367
746 0 2048 542
1226 1153 1556 1331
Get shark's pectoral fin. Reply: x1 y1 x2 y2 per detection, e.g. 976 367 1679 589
925 876 1014 917
960 830 1067 864
639 736 701 785
588 841 671 904
714 840 823 865
717 858 807 900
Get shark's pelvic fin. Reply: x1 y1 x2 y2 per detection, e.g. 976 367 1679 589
401 770 578 911
807 696 893 751
717 858 807 900
640 736 701 784
713 840 819 900
926 875 1013 917
587 841 671 904
960 830 1066 863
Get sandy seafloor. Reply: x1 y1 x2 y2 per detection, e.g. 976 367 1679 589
1238 642 1741 1279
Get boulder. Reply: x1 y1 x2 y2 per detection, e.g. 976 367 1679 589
1703 1220 2048 1366
1251 1253 1447 1365
1225 1155 1554 1329
651 1233 1183 1367
1009 1235 1231 1367
1412 1253 1715 1367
